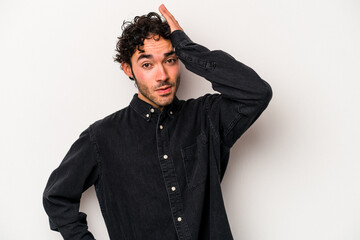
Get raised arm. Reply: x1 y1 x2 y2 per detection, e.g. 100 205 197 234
160 4 272 146
159 5 272 181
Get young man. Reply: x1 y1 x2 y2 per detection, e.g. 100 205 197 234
43 4 272 240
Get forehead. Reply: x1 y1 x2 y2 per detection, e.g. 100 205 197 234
132 36 173 59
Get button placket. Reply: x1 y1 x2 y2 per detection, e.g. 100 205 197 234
155 113 192 240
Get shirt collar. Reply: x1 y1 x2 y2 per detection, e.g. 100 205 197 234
129 93 181 121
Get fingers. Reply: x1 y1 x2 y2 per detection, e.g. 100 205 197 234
159 4 183 33
159 4 174 22
158 4 169 18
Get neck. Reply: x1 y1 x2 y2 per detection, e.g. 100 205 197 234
137 93 164 111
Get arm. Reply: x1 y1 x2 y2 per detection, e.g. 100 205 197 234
43 126 99 240
170 30 272 146
160 4 272 148
160 5 272 178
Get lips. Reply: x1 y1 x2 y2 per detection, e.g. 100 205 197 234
156 85 172 95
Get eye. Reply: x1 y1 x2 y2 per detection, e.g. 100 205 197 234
166 58 178 65
142 63 152 69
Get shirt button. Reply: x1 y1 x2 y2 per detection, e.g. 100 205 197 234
159 125 163 130
150 108 154 113
170 111 173 115
177 217 182 222
163 155 168 159
171 186 176 191
146 114 150 118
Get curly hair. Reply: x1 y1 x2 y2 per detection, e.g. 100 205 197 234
114 12 171 69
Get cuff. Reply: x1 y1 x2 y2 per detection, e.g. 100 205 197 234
170 30 192 49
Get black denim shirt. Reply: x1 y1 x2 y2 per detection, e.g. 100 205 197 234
43 30 272 240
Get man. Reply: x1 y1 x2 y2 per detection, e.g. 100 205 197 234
43 4 272 240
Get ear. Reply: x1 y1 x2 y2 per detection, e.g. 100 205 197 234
121 62 134 79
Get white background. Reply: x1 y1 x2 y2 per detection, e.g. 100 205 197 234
1 0 359 239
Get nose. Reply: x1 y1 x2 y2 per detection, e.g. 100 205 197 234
156 64 169 82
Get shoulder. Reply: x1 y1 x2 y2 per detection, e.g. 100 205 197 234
87 105 131 135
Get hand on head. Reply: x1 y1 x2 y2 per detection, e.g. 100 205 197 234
159 4 184 33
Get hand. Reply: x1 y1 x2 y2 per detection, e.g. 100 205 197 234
159 4 184 33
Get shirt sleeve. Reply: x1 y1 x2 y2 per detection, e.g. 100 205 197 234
43 126 100 240
170 30 272 176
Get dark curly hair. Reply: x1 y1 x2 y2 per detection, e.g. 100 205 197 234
114 12 171 70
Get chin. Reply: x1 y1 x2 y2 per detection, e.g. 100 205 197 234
157 95 174 107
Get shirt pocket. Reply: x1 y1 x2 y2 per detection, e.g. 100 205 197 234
181 131 209 190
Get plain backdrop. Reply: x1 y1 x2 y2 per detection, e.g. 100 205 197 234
0 0 359 239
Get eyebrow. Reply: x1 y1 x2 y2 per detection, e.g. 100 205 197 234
137 50 176 62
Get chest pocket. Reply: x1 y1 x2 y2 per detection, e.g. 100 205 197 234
181 131 209 190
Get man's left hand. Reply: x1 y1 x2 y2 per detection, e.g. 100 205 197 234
159 4 184 33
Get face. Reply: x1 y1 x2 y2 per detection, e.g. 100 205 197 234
122 35 180 111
